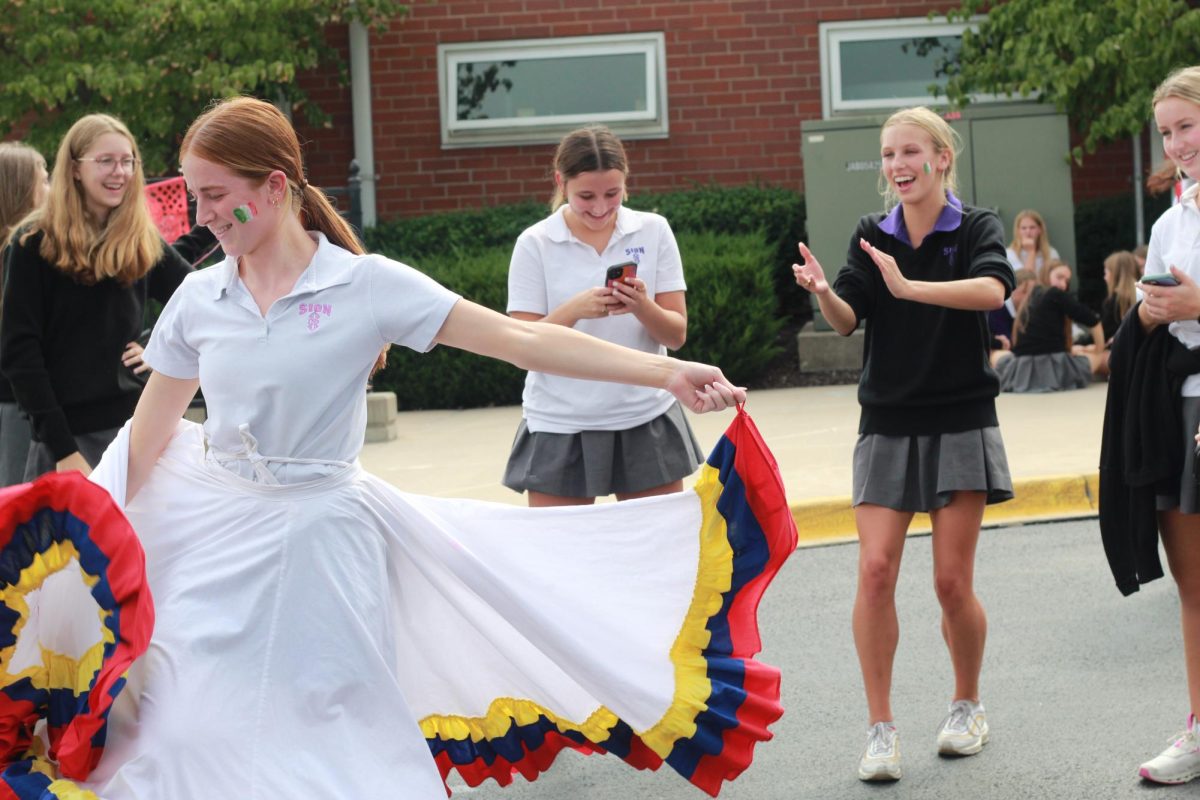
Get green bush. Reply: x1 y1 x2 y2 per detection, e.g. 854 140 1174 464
675 230 783 385
626 185 808 322
1072 191 1169 310
369 230 782 409
364 183 809 320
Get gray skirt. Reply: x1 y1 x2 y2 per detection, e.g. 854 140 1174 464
1157 395 1200 514
23 427 120 482
502 402 704 498
852 427 1014 513
0 402 31 488
996 351 1091 393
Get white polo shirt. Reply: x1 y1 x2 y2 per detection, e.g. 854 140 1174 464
1147 183 1200 396
144 232 460 472
507 206 687 433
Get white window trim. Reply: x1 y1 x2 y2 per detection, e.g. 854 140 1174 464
437 32 668 149
819 17 993 119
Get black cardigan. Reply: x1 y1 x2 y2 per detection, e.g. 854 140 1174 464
833 204 1015 436
0 225 214 459
1099 303 1200 595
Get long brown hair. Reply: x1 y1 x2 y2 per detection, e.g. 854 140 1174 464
180 97 363 254
0 142 45 245
1009 269 1040 346
1008 209 1053 268
1104 250 1140 322
21 114 162 285
550 125 629 210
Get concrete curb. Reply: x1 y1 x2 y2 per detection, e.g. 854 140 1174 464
791 472 1099 547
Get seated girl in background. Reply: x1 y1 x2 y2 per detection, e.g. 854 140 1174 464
1006 209 1060 278
988 269 1037 366
1073 250 1140 378
995 261 1103 391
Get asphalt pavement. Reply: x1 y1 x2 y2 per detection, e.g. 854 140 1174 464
448 518 1188 800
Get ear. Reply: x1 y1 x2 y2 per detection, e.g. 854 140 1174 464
553 171 563 188
936 147 952 173
266 169 289 198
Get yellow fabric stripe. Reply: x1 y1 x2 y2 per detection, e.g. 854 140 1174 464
637 462 730 756
420 696 618 744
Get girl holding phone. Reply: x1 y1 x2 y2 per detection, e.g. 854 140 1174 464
503 125 703 507
793 106 1014 782
1109 65 1200 785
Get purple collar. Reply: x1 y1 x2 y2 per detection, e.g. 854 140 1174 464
879 191 963 247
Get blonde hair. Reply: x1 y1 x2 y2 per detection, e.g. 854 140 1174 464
1104 250 1140 322
879 106 961 207
0 142 45 245
550 125 629 210
181 97 363 254
20 114 162 286
1153 65 1200 110
1008 209 1053 268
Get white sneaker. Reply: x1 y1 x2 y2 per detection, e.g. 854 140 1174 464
1140 716 1200 784
937 699 989 756
859 721 901 781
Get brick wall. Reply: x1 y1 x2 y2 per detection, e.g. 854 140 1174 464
296 0 1134 221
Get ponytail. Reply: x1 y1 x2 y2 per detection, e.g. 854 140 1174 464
297 182 363 255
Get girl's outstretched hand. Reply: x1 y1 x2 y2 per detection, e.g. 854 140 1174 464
860 238 912 299
667 361 746 413
793 242 829 294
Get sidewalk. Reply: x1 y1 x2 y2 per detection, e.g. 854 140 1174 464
358 382 1107 545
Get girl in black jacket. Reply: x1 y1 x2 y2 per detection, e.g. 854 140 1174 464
793 106 1013 782
0 114 213 480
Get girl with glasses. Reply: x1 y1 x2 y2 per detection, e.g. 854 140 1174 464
0 113 214 480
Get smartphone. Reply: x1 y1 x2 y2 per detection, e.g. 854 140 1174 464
605 261 638 288
1141 272 1180 287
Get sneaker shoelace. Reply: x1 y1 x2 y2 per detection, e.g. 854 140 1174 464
1170 728 1200 752
941 700 975 735
866 723 896 758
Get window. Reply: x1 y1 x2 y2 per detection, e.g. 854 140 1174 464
819 18 993 118
437 33 668 148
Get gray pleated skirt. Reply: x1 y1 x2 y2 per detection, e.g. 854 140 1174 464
996 352 1091 393
852 427 1014 513
1157 395 1200 514
502 402 704 498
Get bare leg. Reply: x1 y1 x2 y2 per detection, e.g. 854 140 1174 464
616 479 684 501
527 491 596 508
1159 508 1200 717
853 503 914 724
929 491 988 702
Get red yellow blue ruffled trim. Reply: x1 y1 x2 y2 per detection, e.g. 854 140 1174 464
426 407 797 796
0 473 154 800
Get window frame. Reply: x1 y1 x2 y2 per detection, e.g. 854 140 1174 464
818 17 992 119
437 32 669 149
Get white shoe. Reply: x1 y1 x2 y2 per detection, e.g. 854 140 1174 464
937 699 989 756
1140 716 1200 784
859 721 901 781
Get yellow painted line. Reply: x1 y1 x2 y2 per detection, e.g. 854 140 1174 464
791 472 1099 547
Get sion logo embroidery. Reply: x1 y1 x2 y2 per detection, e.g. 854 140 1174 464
299 302 332 331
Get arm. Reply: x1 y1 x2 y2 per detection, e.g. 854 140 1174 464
792 242 859 336
858 238 1006 311
436 299 742 413
125 372 200 504
609 283 688 350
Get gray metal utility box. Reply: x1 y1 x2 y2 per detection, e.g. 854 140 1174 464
800 104 1075 329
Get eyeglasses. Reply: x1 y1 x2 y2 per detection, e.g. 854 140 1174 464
75 156 138 173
